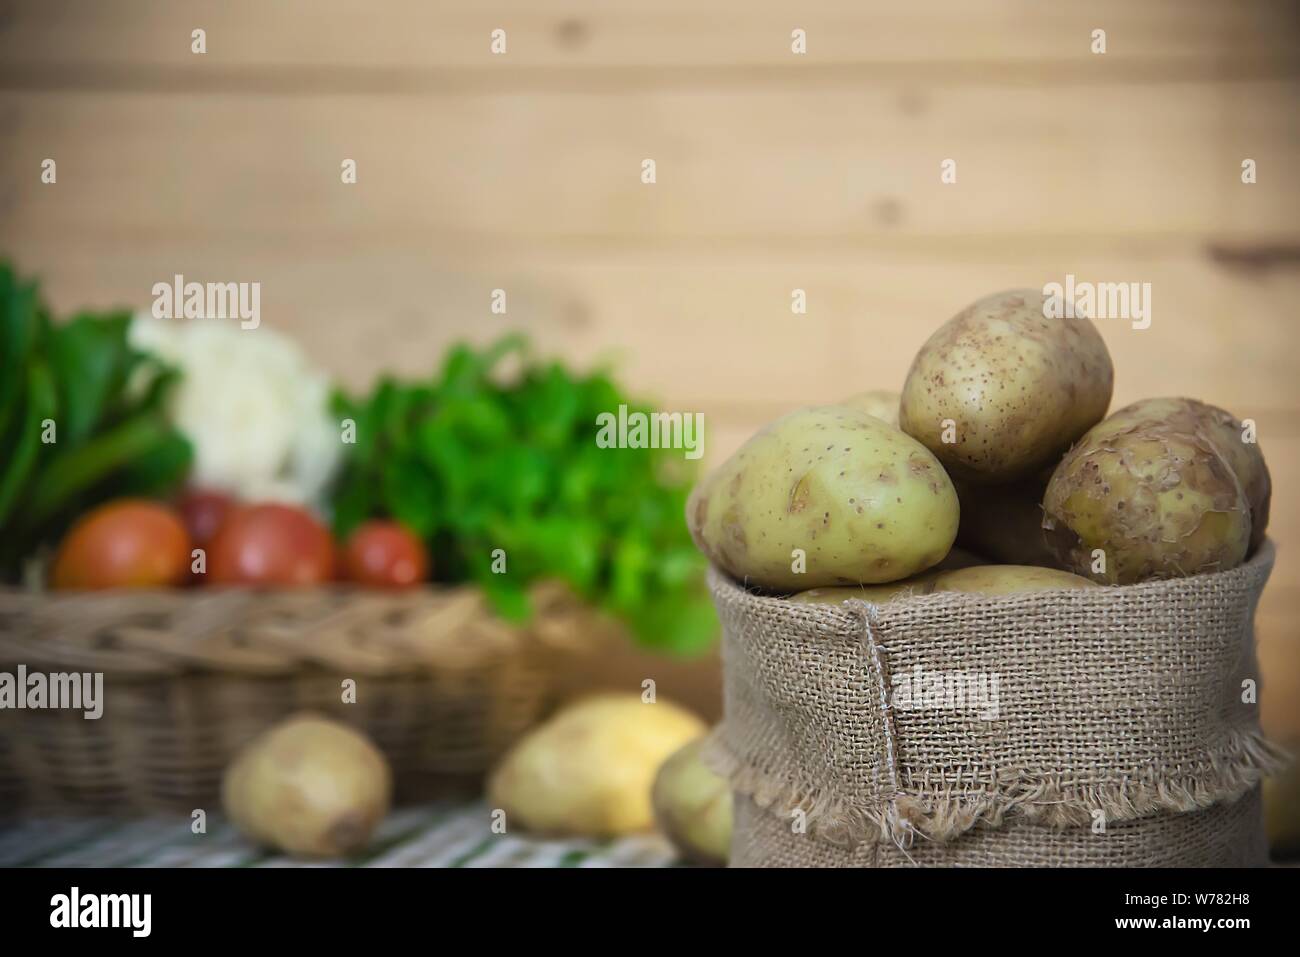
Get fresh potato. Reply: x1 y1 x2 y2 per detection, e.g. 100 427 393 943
930 564 1099 594
899 289 1114 483
222 714 392 858
1077 397 1271 552
839 389 900 428
1042 410 1251 584
789 577 936 605
787 545 986 604
488 695 706 838
1264 756 1300 858
652 737 731 866
954 477 1059 568
687 405 959 590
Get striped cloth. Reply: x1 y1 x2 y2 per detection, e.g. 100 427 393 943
0 802 683 868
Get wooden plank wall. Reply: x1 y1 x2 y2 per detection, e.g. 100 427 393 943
1 0 1298 732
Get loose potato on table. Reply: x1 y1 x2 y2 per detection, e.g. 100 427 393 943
488 695 705 838
1264 758 1300 858
899 289 1114 484
652 737 732 866
1042 403 1253 584
687 405 959 590
222 714 392 858
838 389 900 427
930 564 1098 595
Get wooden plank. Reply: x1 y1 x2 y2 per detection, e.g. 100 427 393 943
1 83 1297 246
1 0 1296 78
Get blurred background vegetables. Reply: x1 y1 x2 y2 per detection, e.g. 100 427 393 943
177 488 235 550
331 335 716 653
0 263 191 581
342 520 429 589
2 263 717 660
51 499 192 589
129 315 342 510
207 502 337 587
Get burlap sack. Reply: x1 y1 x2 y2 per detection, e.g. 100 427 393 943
707 541 1285 867
731 790 1268 867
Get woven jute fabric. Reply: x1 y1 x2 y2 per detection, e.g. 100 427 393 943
706 541 1285 867
0 582 613 816
732 788 1268 868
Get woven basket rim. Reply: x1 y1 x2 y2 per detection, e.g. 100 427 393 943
0 579 602 677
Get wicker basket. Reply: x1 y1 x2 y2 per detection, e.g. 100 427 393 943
0 582 610 816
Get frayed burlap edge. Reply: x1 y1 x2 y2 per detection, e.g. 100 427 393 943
705 723 1289 849
703 729 880 848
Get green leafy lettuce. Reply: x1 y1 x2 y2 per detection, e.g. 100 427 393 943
0 263 192 579
331 335 716 654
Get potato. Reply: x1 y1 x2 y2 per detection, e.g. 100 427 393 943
839 389 900 428
1264 757 1300 857
1041 410 1251 584
687 405 959 590
651 737 732 866
222 714 392 858
930 564 1099 595
789 577 935 605
488 694 706 838
787 546 986 604
954 477 1059 567
899 289 1114 483
1076 397 1271 552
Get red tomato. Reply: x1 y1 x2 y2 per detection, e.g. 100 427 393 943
52 500 192 590
177 489 235 548
207 503 335 587
343 521 429 589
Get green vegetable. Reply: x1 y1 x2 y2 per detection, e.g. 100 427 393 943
331 335 716 654
0 263 192 578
